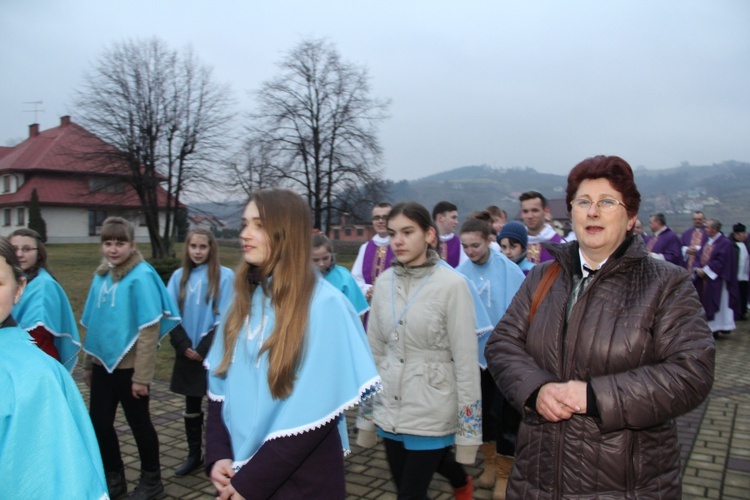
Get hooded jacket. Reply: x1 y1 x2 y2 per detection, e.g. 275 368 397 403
486 236 714 498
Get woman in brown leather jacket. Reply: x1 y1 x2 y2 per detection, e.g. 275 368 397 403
486 155 715 499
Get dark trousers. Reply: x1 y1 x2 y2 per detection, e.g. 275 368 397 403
738 281 748 319
89 364 160 473
185 395 203 415
383 438 466 499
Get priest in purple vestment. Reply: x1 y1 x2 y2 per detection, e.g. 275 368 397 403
646 213 683 266
519 191 564 264
694 219 741 337
681 211 708 272
432 200 468 268
352 203 394 301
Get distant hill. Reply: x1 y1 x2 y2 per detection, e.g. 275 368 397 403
188 160 750 235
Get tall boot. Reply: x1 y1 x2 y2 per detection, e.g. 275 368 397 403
175 413 204 477
454 475 474 500
477 442 496 488
126 469 165 500
493 455 514 500
105 466 127 499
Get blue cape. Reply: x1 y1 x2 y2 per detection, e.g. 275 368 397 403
12 268 81 372
323 265 370 315
81 261 181 372
167 265 234 346
206 276 381 469
0 326 107 499
438 260 494 338
457 250 525 368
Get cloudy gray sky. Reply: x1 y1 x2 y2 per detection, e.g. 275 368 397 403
2 0 748 181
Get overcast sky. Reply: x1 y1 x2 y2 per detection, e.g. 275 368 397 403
2 1 748 181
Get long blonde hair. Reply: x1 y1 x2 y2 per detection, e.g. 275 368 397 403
215 189 316 400
179 228 222 314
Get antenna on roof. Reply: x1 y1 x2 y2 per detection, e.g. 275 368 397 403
23 101 45 123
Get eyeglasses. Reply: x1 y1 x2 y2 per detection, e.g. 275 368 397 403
13 246 38 253
571 199 627 212
372 216 387 222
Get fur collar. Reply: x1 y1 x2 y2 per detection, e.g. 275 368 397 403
95 250 144 281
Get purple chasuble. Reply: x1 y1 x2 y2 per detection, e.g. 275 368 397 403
647 227 683 266
527 232 563 264
362 240 394 285
441 235 462 268
681 228 708 272
695 233 741 320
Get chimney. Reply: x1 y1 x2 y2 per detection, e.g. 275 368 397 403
60 115 71 127
29 124 39 138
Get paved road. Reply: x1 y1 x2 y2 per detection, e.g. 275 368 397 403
74 324 750 499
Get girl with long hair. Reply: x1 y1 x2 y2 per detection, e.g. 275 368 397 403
357 201 481 500
167 228 234 477
205 189 379 499
9 228 80 371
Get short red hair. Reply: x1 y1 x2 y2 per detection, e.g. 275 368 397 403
565 155 641 218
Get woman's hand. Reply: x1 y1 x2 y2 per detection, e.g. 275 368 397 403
185 348 203 362
210 459 236 495
131 382 150 399
536 381 587 422
217 482 245 500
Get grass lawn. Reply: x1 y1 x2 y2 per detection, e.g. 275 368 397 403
45 241 355 382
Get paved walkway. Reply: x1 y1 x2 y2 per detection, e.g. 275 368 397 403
74 323 750 499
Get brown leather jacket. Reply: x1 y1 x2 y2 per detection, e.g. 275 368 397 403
486 236 714 499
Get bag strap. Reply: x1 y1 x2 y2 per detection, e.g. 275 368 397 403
529 262 561 324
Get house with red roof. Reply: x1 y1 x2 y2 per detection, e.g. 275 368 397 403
0 116 170 243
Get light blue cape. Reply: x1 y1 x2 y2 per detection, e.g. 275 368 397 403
0 326 107 499
323 265 370 315
457 250 525 368
81 261 181 372
206 276 381 469
438 260 494 338
167 265 234 346
12 268 81 372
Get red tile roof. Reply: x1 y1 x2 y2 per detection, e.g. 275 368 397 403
0 120 123 174
0 117 172 209
0 175 167 209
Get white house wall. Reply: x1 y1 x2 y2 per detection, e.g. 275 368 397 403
0 206 166 244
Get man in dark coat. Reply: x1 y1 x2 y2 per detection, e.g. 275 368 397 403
646 213 682 266
694 219 741 337
729 223 750 320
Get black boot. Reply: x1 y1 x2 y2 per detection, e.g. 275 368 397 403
106 467 127 499
174 413 204 477
126 469 164 500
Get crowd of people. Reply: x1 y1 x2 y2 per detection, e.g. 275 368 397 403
1 154 724 499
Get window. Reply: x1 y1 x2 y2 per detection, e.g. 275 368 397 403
89 178 125 194
2 176 10 193
139 212 148 226
16 208 25 226
333 229 340 239
344 228 351 237
356 227 364 236
3 209 10 226
88 210 107 236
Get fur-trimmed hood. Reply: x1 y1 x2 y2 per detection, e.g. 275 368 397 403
95 250 144 282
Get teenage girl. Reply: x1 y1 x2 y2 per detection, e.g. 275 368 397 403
10 228 80 371
167 228 234 476
311 232 369 316
205 189 379 499
81 216 180 500
457 217 525 498
357 201 481 499
0 237 108 499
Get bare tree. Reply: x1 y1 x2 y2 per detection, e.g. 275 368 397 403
248 38 390 230
75 38 234 258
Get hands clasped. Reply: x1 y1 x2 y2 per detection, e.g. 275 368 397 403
536 381 588 422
